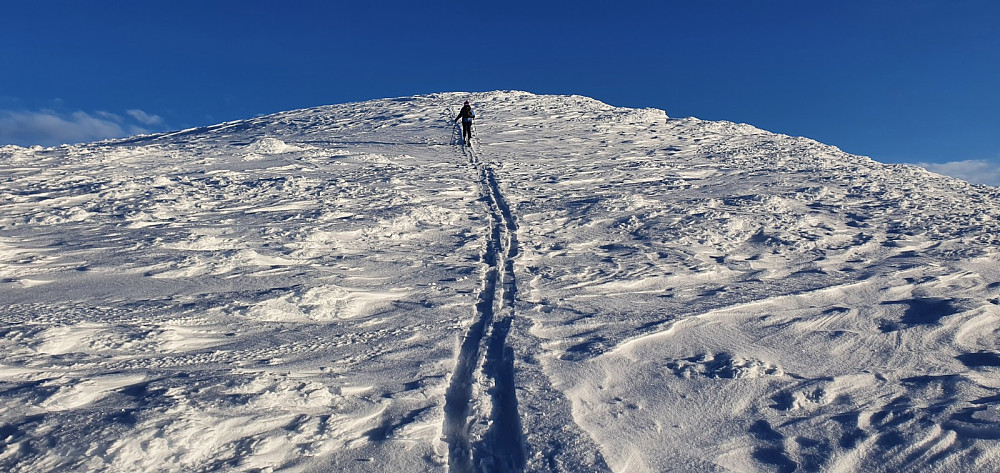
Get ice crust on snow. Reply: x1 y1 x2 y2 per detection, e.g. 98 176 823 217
1 91 1000 472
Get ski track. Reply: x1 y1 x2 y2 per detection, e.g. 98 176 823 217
443 109 526 473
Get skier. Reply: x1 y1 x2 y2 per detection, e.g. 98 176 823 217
455 101 475 144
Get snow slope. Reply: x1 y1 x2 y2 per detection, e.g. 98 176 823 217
1 91 999 472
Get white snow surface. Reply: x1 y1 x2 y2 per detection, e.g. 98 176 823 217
2 91 1000 472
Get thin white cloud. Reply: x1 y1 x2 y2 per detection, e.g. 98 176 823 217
126 109 163 126
0 109 166 146
915 159 1000 187
94 110 125 123
0 110 125 146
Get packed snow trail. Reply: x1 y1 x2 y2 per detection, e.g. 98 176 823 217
443 108 525 472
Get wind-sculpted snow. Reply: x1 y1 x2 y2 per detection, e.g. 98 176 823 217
1 91 1000 472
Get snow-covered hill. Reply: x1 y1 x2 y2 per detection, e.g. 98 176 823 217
2 91 999 472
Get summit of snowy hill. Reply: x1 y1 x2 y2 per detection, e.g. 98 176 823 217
2 91 1000 472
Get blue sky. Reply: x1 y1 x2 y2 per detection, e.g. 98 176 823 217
3 1 998 184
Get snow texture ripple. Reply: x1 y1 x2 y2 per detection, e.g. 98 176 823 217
1 91 999 472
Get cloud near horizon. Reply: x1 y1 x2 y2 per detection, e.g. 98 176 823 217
0 109 166 147
126 109 164 126
914 159 1000 188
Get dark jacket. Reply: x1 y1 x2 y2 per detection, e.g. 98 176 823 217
455 105 475 123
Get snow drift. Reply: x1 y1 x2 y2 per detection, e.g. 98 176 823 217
1 91 999 472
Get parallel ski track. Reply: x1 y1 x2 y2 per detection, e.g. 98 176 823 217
443 109 525 473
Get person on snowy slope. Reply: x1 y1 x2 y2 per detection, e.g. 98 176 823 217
455 101 475 143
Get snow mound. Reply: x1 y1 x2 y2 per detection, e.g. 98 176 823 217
602 107 668 124
246 285 408 321
246 137 307 154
